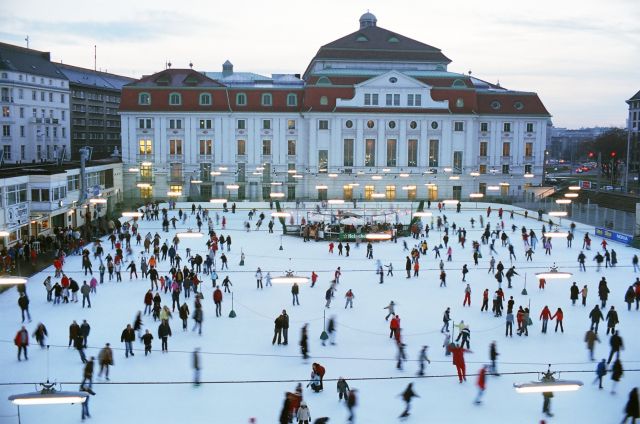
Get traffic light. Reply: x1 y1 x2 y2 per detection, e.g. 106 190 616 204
611 151 617 158
588 152 594 158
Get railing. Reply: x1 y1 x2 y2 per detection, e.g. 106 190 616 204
523 155 534 162
1 96 13 103
478 156 488 163
168 154 184 162
198 154 213 161
501 156 512 163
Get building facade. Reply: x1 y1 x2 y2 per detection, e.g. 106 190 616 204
0 42 71 164
56 64 134 160
0 159 123 248
120 13 550 201
627 90 640 181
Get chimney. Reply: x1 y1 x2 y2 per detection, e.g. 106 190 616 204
222 60 233 77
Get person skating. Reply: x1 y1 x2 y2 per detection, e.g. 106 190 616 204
337 377 350 401
282 309 290 345
325 286 333 308
611 358 624 394
389 315 400 339
17 293 31 323
69 320 80 347
213 287 223 317
193 348 201 387
584 328 600 361
141 329 153 355
384 301 396 320
608 331 624 364
158 320 172 352
441 307 451 333
489 341 499 374
80 320 91 348
80 355 95 389
98 343 113 380
121 324 135 357
449 344 472 382
345 289 355 308
606 306 619 335
622 387 639 423
292 282 300 306
456 324 471 349
539 305 552 333
14 326 29 361
474 365 488 404
417 345 431 376
463 284 471 307
312 363 326 391
570 282 580 305
300 324 309 360
296 401 311 424
594 358 607 389
79 384 95 420
273 312 284 345
399 383 419 418
589 305 604 333
32 322 48 348
179 302 190 330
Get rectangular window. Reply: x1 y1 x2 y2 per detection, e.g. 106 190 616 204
32 91 36 101
414 94 421 106
138 139 152 155
3 145 11 160
199 139 212 156
454 122 464 132
20 126 25 137
61 110 65 121
199 119 212 129
503 122 511 132
385 185 396 200
169 139 182 155
318 150 328 172
261 94 272 106
318 120 329 130
19 107 24 118
237 139 246 155
364 185 374 200
343 139 354 167
262 119 271 130
479 141 488 157
525 142 533 157
386 139 397 167
287 140 296 156
453 151 463 173
407 94 414 106
407 139 418 167
2 125 10 137
365 139 376 167
525 164 533 174
20 145 25 160
502 142 511 156
393 94 400 106
61 94 65 103
2 106 9 117
428 139 439 167
237 119 246 130
40 92 45 101
48 92 53 102
502 164 510 174
287 119 296 130
18 88 23 99
386 94 392 106
526 122 534 133
480 122 488 132
371 94 379 105
53 127 57 137
169 119 182 129
262 139 271 156
62 127 66 138
364 93 371 106
138 118 152 129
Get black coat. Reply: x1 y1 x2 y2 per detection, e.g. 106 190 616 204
158 322 172 338
121 328 136 343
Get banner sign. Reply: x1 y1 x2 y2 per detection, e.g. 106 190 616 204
594 227 633 245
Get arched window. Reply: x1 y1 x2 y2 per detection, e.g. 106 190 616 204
261 93 272 106
236 93 247 106
286 93 297 106
138 92 151 105
199 93 212 106
316 77 332 86
320 96 328 106
169 92 182 105
452 79 466 88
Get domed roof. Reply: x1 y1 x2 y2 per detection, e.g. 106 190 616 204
359 11 377 29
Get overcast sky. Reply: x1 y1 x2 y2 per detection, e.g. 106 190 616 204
1 0 638 128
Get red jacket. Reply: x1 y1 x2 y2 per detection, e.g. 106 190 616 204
539 307 552 320
483 289 489 300
390 316 400 330
477 367 487 390
449 346 469 366
311 272 318 283
314 364 326 377
61 276 70 288
551 310 563 321
213 289 223 303
14 329 28 346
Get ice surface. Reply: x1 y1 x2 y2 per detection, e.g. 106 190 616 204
0 201 637 423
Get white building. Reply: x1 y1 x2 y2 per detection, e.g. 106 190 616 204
0 42 71 164
119 13 550 201
0 160 123 248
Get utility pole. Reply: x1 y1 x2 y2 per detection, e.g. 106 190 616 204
597 152 602 191
625 118 632 193
25 35 29 49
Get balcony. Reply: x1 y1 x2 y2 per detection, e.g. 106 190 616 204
168 154 184 162
478 156 488 164
1 96 14 103
236 154 247 162
523 155 535 163
137 175 154 183
501 155 512 164
168 174 184 184
198 154 214 161
136 154 153 162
